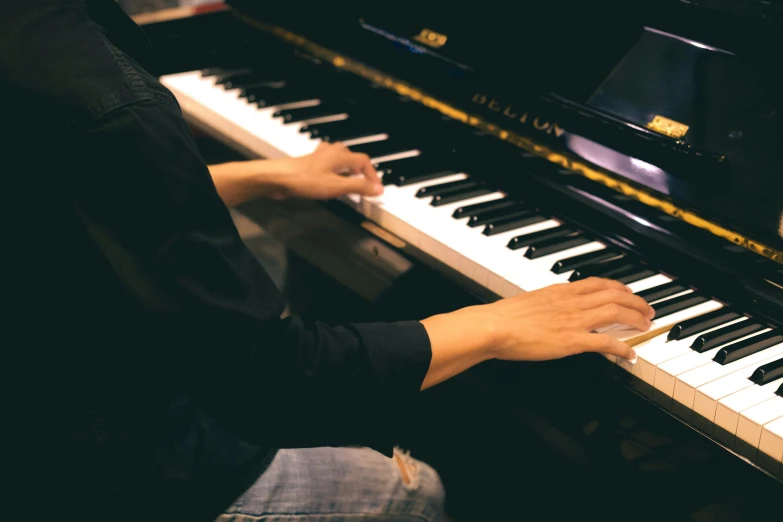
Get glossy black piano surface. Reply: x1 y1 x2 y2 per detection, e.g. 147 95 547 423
227 0 782 256
138 1 783 519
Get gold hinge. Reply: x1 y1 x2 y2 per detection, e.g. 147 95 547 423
647 115 689 139
413 28 448 49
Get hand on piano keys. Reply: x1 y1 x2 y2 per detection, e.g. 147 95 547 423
209 142 382 206
420 277 653 388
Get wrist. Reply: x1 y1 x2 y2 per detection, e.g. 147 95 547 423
470 307 504 361
244 158 295 200
449 305 503 361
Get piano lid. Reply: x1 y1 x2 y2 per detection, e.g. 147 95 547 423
230 0 783 253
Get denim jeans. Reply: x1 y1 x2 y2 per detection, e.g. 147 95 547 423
217 447 445 522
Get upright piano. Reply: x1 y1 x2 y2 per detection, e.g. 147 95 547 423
139 1 782 519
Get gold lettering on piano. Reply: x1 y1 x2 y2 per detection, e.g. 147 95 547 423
414 28 448 48
533 117 549 130
647 115 689 139
471 93 563 136
502 106 518 119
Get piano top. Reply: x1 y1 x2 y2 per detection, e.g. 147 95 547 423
229 0 783 257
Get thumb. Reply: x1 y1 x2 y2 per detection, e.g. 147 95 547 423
584 333 637 363
331 174 384 198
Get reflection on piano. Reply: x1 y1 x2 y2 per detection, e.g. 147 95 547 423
140 0 782 518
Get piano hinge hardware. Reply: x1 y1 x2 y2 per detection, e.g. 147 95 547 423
646 115 689 140
237 14 783 265
361 221 407 250
413 28 448 49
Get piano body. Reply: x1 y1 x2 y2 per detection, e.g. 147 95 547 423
139 1 782 519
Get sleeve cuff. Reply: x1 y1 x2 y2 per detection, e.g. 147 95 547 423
349 320 432 456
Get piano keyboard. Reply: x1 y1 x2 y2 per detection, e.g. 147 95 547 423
160 67 783 476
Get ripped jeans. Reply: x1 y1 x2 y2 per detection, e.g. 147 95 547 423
217 447 445 522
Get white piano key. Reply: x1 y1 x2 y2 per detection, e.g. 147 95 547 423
602 301 725 367
673 336 781 411
363 173 469 248
758 416 783 475
625 273 673 293
291 113 348 126
655 346 724 399
691 354 783 426
620 318 749 380
371 150 421 163
736 396 783 460
407 192 507 273
342 133 389 147
607 300 723 345
161 72 320 158
715 377 783 440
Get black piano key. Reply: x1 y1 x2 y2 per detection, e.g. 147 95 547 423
273 104 346 123
468 205 531 227
348 140 416 159
217 70 286 88
203 67 253 80
690 321 766 353
568 258 633 281
651 293 708 320
385 169 457 187
301 118 356 136
616 268 657 284
550 249 623 275
483 214 549 236
452 197 515 219
301 119 387 142
667 308 743 341
224 77 287 90
713 330 783 365
243 88 318 108
218 65 297 88
378 157 455 186
431 187 493 206
416 179 476 198
507 226 575 250
777 383 782 397
319 128 387 143
238 84 284 100
524 235 592 260
568 260 655 284
635 281 689 304
749 357 783 385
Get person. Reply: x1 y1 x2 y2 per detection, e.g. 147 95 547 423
2 1 653 521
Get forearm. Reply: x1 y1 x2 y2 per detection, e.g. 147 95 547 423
208 158 295 206
419 307 497 390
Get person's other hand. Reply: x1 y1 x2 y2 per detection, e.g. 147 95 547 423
280 142 383 200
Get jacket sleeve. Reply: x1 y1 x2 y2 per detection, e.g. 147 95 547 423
69 96 432 456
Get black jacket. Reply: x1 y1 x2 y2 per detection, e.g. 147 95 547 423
2 2 431 520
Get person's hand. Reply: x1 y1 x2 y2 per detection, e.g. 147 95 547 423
279 142 383 200
478 277 654 361
420 277 655 389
